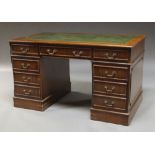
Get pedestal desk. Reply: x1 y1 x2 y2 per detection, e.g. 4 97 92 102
10 33 145 125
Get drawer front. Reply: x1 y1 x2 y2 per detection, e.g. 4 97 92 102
11 44 38 55
93 48 130 62
93 80 127 97
14 72 40 85
12 58 40 72
93 64 129 81
39 46 92 59
92 94 127 110
15 85 41 98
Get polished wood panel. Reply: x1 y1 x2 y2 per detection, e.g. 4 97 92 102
129 58 143 109
40 56 71 99
14 96 54 111
91 108 129 125
131 39 145 62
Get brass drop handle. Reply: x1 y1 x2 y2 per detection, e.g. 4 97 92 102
72 50 76 56
79 51 83 55
23 89 32 95
20 47 30 53
104 85 115 94
46 48 57 55
104 52 117 59
22 76 32 82
72 50 83 57
104 100 114 107
21 63 30 69
46 48 51 52
104 70 116 78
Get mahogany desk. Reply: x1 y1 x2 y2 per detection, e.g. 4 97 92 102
10 33 145 125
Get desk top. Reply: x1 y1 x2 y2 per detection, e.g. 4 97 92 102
10 33 145 47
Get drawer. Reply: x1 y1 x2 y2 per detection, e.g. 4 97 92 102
12 58 40 72
93 80 127 97
14 72 40 85
15 85 41 99
92 94 127 110
93 48 130 62
93 64 129 81
39 46 92 59
11 44 38 55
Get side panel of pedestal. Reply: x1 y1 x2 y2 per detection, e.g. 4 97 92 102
40 56 71 104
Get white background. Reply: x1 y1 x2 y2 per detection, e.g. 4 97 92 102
0 0 155 155
0 23 154 131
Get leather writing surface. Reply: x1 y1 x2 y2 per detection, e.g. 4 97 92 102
17 33 137 44
28 33 136 43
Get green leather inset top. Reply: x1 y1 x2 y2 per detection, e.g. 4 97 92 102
23 33 136 44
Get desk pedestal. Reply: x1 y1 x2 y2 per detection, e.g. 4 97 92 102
12 56 71 111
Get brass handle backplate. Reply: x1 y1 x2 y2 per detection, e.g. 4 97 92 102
21 63 30 69
72 50 83 57
104 100 115 107
104 70 116 78
104 52 117 59
20 47 30 53
22 76 32 82
104 85 115 94
46 48 57 55
23 89 32 95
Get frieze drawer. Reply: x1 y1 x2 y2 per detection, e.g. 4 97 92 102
11 44 38 56
39 46 92 59
93 48 130 62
